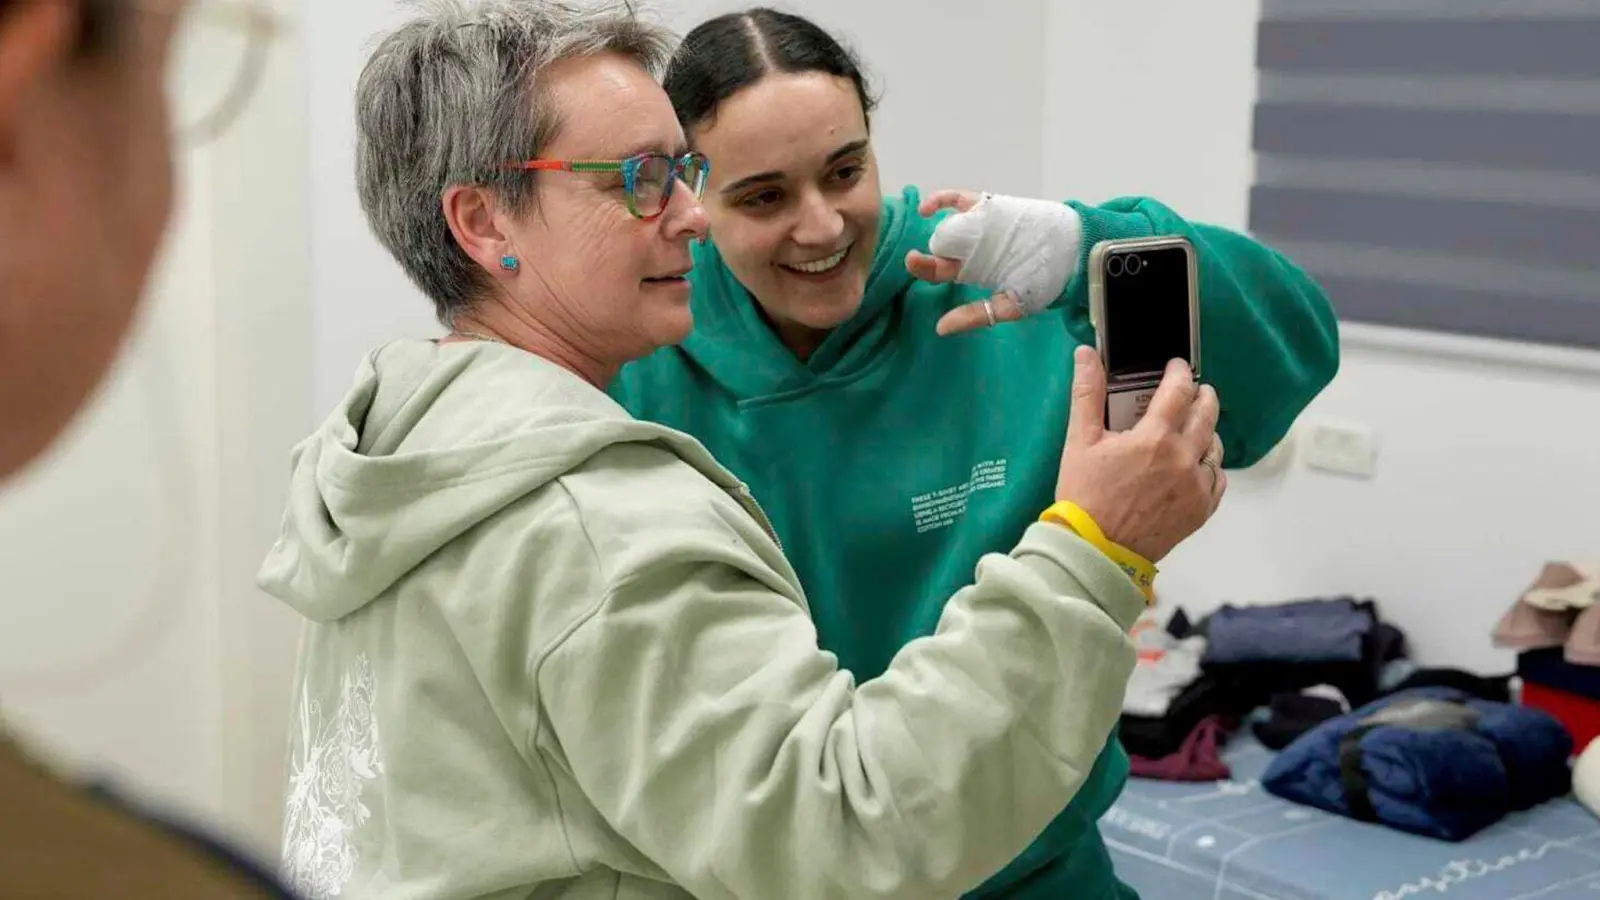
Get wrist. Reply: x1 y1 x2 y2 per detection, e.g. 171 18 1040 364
1039 500 1157 603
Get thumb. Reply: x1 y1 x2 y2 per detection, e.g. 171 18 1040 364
1067 346 1106 446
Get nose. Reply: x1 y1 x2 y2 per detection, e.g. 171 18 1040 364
660 175 709 241
791 185 844 246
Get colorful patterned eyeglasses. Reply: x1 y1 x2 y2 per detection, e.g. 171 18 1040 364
504 151 712 220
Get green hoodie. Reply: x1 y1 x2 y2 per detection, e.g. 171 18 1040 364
258 338 1153 900
610 186 1341 899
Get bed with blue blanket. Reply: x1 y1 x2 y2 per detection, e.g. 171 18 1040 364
1102 735 1600 900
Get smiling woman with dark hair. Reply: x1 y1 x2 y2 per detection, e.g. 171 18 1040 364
609 8 1342 900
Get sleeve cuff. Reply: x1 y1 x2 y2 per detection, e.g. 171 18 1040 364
1010 521 1148 633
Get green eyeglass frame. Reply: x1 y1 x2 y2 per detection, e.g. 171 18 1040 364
505 151 711 220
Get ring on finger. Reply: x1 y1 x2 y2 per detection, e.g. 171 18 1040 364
983 299 997 327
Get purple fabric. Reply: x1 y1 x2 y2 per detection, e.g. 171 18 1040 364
1129 715 1233 781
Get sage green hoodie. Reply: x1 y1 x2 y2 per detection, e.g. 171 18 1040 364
258 338 1145 900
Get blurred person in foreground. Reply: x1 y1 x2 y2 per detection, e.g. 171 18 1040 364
0 0 297 896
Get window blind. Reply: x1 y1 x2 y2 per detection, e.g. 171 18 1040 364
1248 0 1600 349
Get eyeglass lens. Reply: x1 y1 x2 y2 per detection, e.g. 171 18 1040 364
630 155 710 217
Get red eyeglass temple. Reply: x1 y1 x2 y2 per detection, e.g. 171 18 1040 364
504 160 620 172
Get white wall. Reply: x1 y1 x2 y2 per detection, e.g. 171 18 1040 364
308 0 437 414
209 0 317 852
1043 0 1259 227
1042 0 1600 674
658 0 1047 201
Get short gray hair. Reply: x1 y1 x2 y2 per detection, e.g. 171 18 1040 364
355 0 675 322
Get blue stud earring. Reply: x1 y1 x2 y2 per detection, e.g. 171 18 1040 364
500 255 520 272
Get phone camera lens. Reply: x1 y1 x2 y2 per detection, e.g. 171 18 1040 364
1125 254 1143 276
1107 255 1124 277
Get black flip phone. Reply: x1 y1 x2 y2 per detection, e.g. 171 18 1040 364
1087 236 1201 430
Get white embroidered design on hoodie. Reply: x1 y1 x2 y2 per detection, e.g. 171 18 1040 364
281 653 385 899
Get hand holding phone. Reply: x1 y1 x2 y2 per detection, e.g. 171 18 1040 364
1088 236 1201 431
1055 347 1226 563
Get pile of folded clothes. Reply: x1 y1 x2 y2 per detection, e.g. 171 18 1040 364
1119 597 1410 780
1494 561 1600 748
1121 611 1227 781
1262 687 1571 841
1198 596 1408 711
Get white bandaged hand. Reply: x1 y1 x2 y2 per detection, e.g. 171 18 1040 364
926 193 1083 316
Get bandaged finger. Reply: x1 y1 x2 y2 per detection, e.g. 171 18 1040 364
927 193 1083 316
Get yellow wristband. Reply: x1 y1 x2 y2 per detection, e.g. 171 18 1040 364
1039 501 1158 602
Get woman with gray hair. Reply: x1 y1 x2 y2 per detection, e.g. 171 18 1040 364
258 2 1227 899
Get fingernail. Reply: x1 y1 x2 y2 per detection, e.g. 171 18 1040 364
1074 346 1091 365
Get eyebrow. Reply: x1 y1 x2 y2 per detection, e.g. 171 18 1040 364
594 140 691 163
718 138 870 196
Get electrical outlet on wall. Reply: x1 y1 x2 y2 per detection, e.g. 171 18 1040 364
1301 420 1378 479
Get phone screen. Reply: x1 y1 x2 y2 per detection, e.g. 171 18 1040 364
1101 245 1194 380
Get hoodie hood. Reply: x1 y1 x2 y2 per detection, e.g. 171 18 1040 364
675 185 941 400
258 339 728 623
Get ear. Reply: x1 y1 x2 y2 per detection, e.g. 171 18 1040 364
442 184 522 274
0 0 78 166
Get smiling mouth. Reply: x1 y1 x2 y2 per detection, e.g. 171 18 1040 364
781 245 851 275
